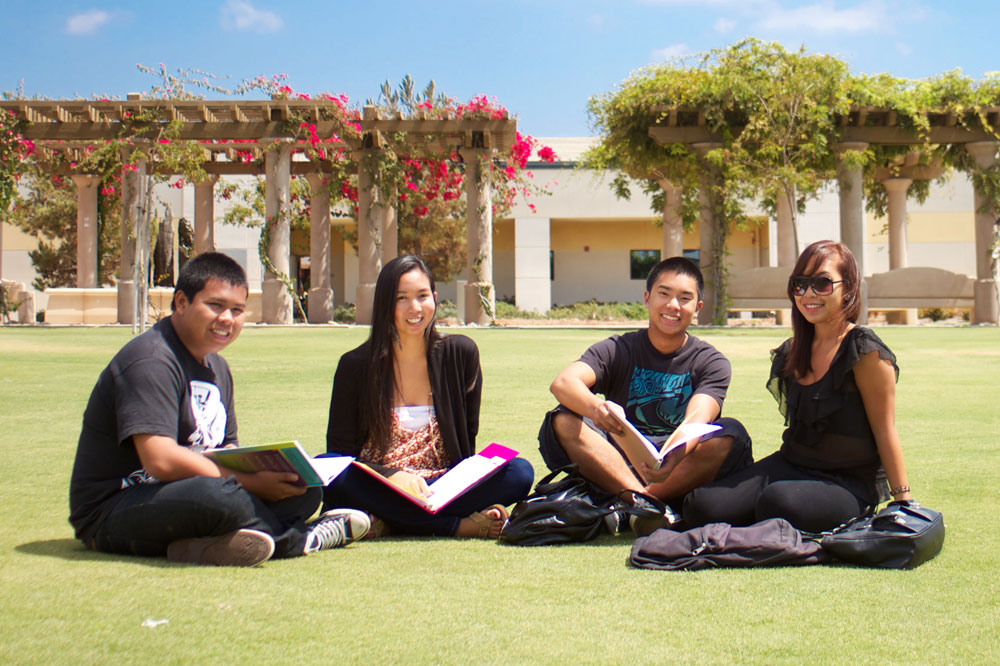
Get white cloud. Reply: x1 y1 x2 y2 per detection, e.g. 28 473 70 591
651 43 691 60
65 9 114 35
220 0 283 33
714 17 737 33
756 1 888 34
895 41 913 56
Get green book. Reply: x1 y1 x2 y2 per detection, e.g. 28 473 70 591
205 440 352 487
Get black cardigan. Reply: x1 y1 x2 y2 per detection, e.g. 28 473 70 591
326 334 483 465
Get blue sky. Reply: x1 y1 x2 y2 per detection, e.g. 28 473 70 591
2 1 997 137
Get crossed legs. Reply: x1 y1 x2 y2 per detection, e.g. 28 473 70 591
549 411 743 503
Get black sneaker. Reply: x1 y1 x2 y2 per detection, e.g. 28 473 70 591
167 528 275 567
303 509 371 554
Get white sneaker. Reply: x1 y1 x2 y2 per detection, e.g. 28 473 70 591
303 509 371 554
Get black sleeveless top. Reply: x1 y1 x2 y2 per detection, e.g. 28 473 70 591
767 327 896 504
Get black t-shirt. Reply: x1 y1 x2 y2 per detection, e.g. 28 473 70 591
579 330 731 441
68 318 237 541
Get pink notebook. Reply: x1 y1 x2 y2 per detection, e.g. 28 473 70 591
351 443 518 514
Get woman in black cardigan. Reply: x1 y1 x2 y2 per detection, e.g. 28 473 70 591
323 255 533 538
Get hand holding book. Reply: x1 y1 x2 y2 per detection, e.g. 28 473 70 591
604 401 721 484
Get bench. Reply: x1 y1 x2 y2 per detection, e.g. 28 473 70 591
726 266 975 324
44 287 264 324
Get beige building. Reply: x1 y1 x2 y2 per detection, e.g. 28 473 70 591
1 137 991 323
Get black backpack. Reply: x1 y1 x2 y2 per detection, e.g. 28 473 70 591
499 465 664 546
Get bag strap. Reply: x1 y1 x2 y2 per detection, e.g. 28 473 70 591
535 464 579 487
615 490 668 519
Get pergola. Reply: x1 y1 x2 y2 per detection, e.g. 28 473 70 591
1 98 518 325
647 106 1000 325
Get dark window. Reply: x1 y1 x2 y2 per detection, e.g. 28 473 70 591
550 250 555 281
630 250 660 280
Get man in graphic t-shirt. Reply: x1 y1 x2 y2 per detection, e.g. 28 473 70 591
68 252 368 566
539 257 753 530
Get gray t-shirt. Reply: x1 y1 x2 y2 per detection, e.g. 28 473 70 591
579 330 731 440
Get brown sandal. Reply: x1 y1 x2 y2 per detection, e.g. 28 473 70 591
465 504 509 539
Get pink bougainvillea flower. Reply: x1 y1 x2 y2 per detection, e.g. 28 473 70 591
537 146 557 162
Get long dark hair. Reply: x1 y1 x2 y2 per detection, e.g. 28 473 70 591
362 255 442 456
784 240 861 379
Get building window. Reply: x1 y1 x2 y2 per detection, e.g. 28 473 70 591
550 250 555 281
630 250 660 280
683 249 700 263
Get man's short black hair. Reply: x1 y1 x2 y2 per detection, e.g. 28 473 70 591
645 256 704 300
172 252 248 311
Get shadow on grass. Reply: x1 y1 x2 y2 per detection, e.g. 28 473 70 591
497 534 640 549
16 539 177 568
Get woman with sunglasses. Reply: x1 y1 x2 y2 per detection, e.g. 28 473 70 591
322 255 534 538
683 240 910 533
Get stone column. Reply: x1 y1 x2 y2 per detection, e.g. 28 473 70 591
514 217 551 314
381 192 398 263
262 141 293 324
331 225 347 308
837 142 870 324
966 141 999 324
71 174 101 288
193 175 218 254
354 157 380 325
773 184 798 325
305 173 333 323
692 143 721 325
775 184 797 268
658 178 684 259
117 160 144 324
460 147 495 325
882 177 916 324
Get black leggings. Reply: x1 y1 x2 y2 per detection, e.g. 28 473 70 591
682 452 868 533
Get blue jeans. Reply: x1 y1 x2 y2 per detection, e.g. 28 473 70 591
322 457 535 536
92 476 321 559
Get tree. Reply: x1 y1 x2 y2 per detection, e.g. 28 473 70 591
586 39 1000 323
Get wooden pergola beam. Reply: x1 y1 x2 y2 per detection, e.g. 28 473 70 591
0 99 518 150
646 105 1000 147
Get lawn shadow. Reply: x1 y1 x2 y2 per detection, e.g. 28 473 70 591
16 539 176 568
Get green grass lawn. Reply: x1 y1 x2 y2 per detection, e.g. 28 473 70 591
1 324 998 665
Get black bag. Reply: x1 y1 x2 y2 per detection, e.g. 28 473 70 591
629 518 827 570
499 465 661 546
819 500 945 569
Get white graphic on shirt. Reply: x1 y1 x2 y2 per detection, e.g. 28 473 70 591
187 380 227 449
121 469 159 489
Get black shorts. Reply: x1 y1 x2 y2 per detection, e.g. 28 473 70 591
537 404 753 484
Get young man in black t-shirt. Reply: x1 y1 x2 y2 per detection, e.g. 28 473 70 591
69 252 369 566
539 257 752 528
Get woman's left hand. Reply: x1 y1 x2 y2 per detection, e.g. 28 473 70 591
387 470 431 498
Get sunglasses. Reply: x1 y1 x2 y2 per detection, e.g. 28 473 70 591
789 275 844 296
